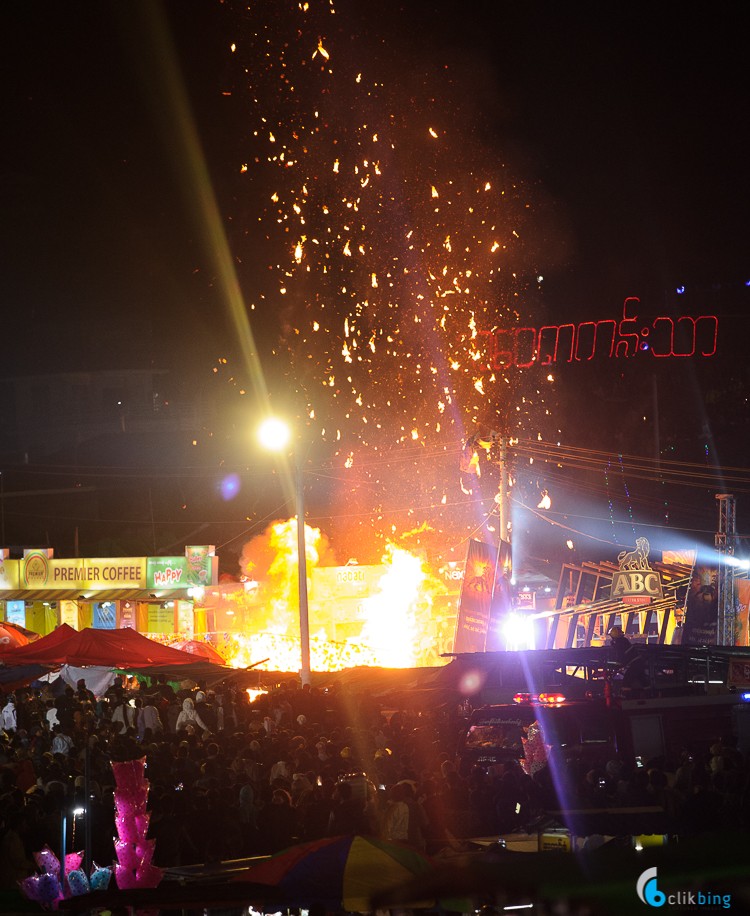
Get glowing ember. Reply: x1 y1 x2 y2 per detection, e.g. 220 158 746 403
537 489 551 509
205 1 561 560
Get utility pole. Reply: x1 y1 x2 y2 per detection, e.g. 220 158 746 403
652 375 661 470
715 493 737 645
295 455 311 686
498 435 509 544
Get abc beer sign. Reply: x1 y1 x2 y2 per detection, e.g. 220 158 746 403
611 537 663 606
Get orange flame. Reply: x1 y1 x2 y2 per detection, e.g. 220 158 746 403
203 520 453 673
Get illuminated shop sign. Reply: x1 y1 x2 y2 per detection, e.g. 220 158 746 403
21 556 147 590
5 600 25 626
148 552 213 589
610 538 663 606
0 548 215 594
481 298 718 369
514 590 536 610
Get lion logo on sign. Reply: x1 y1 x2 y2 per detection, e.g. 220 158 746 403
617 537 651 571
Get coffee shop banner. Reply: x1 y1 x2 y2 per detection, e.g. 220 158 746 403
0 548 217 593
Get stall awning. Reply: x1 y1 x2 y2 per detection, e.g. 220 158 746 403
0 589 192 602
0 624 208 668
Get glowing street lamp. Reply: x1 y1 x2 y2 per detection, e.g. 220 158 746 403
258 416 291 453
257 417 311 685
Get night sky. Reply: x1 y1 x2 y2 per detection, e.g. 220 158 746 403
1 1 748 569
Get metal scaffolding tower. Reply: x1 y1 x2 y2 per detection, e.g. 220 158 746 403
715 493 737 645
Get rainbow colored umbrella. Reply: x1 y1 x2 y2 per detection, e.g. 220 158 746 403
0 622 32 649
233 834 435 912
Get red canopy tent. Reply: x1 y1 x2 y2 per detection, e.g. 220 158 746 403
172 639 226 665
0 624 208 669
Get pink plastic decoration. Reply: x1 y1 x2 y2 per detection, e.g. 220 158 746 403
115 795 147 819
115 814 140 843
136 839 155 867
134 811 150 837
115 780 149 804
109 755 161 891
135 863 164 889
65 851 83 873
111 757 146 791
114 839 142 870
114 863 140 891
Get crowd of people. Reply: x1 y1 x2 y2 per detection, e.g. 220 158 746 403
1 671 750 891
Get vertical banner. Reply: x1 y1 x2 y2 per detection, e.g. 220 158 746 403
487 540 513 650
683 564 719 645
454 539 498 653
175 600 194 638
118 600 136 630
5 600 26 627
193 607 207 636
93 601 117 629
736 579 750 647
59 600 80 629
78 603 93 629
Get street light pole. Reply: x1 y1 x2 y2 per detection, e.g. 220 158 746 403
295 455 311 686
257 417 311 686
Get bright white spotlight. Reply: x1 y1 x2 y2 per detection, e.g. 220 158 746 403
503 613 535 650
258 417 291 452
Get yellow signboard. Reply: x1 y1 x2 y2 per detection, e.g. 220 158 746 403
538 832 571 852
0 558 20 590
312 565 385 602
147 604 175 634
19 556 148 591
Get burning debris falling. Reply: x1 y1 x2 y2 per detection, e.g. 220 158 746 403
189 1 568 667
205 0 559 554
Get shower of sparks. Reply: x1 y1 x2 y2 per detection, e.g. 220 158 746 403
211 0 559 557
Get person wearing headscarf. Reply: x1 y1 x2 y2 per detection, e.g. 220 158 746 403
175 697 209 735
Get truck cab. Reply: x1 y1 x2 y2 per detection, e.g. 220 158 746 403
456 693 629 777
457 689 750 778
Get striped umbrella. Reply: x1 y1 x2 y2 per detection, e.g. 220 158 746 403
233 834 435 912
